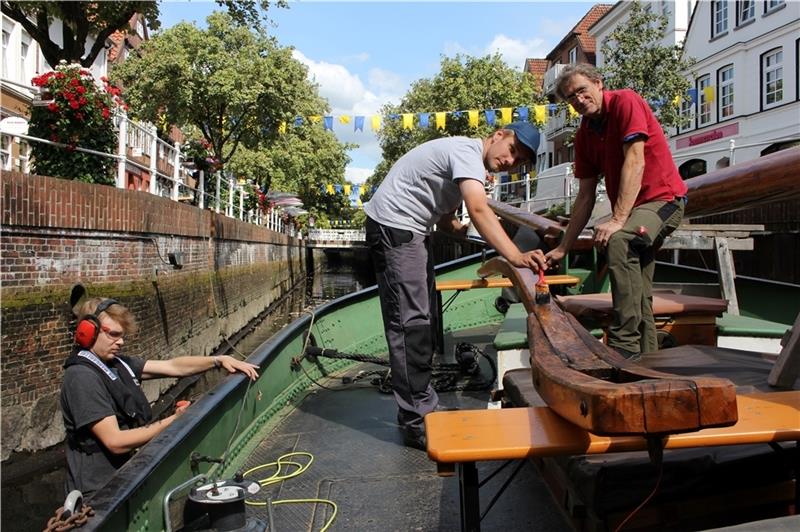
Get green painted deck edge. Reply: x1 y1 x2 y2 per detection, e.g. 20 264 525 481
716 313 790 338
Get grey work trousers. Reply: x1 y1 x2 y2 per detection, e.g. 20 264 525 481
365 217 439 430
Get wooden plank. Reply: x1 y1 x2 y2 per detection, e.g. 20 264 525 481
435 274 581 291
425 391 800 464
660 234 753 250
768 311 800 388
676 224 765 232
715 237 740 315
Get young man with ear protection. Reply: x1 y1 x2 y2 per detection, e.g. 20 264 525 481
61 297 259 496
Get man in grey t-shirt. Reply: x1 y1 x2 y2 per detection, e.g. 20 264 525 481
364 122 547 449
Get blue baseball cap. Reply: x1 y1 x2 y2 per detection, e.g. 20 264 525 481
503 121 540 156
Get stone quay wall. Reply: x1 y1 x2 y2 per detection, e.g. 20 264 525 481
0 171 305 459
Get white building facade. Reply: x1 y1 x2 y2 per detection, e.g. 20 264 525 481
592 0 696 67
671 0 800 176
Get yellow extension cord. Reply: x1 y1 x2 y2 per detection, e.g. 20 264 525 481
242 452 337 532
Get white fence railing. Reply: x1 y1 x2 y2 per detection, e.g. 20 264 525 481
0 101 297 235
307 229 366 241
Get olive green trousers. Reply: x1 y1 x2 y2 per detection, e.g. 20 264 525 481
606 197 685 355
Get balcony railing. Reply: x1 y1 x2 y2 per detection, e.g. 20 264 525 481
543 64 568 96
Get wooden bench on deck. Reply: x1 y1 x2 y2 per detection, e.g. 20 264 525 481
425 391 800 532
432 274 581 355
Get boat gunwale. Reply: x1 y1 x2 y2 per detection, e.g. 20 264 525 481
84 251 487 529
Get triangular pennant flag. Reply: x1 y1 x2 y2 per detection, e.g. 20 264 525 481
418 113 430 129
354 185 360 196
339 115 351 125
468 110 479 127
568 104 579 119
673 95 682 106
516 106 529 122
323 116 333 130
511 172 519 182
534 104 547 125
309 115 322 124
320 184 327 193
344 184 351 195
278 121 287 134
402 113 414 130
499 107 512 125
371 115 381 131
703 86 715 103
294 116 303 126
484 109 496 126
687 88 697 105
452 111 463 118
357 197 362 207
435 112 446 130
548 103 558 112
354 116 365 132
326 184 334 194
334 184 343 193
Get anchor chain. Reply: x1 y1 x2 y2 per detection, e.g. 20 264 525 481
43 504 95 532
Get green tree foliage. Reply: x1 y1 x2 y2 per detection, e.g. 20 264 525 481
362 53 543 202
0 1 284 68
111 12 334 179
251 124 353 226
599 0 695 129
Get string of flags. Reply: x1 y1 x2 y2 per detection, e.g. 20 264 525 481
278 104 581 134
279 86 718 134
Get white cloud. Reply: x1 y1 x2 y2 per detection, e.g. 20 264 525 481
345 166 373 185
292 49 407 178
484 34 549 70
443 34 549 70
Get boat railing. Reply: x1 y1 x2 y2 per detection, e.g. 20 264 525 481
672 135 799 165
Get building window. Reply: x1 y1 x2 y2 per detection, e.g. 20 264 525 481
712 0 728 37
679 159 707 179
20 33 31 83
718 65 734 118
698 75 712 125
736 1 755 24
1 134 11 171
680 95 695 131
568 46 577 64
2 28 10 78
15 141 29 173
762 48 783 107
765 0 785 13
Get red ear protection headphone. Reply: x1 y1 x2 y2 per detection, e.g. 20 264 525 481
74 299 119 348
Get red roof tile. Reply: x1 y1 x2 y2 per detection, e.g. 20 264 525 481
576 4 613 54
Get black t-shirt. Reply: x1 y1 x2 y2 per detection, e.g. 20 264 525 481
60 355 146 496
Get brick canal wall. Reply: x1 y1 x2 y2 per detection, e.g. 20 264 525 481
0 171 305 460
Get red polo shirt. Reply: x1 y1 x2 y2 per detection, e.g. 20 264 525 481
573 89 687 208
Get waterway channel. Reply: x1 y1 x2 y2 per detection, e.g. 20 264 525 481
1 252 375 531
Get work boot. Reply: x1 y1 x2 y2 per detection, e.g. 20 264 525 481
400 425 427 451
616 347 642 362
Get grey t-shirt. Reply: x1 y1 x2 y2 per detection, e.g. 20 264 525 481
60 355 146 496
364 136 485 234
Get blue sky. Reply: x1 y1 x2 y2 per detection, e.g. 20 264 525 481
159 1 597 183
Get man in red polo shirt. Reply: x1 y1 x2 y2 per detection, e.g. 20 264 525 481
544 64 688 360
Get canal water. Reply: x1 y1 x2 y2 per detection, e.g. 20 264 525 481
1 252 375 531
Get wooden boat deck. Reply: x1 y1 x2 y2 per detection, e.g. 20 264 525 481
236 325 573 531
